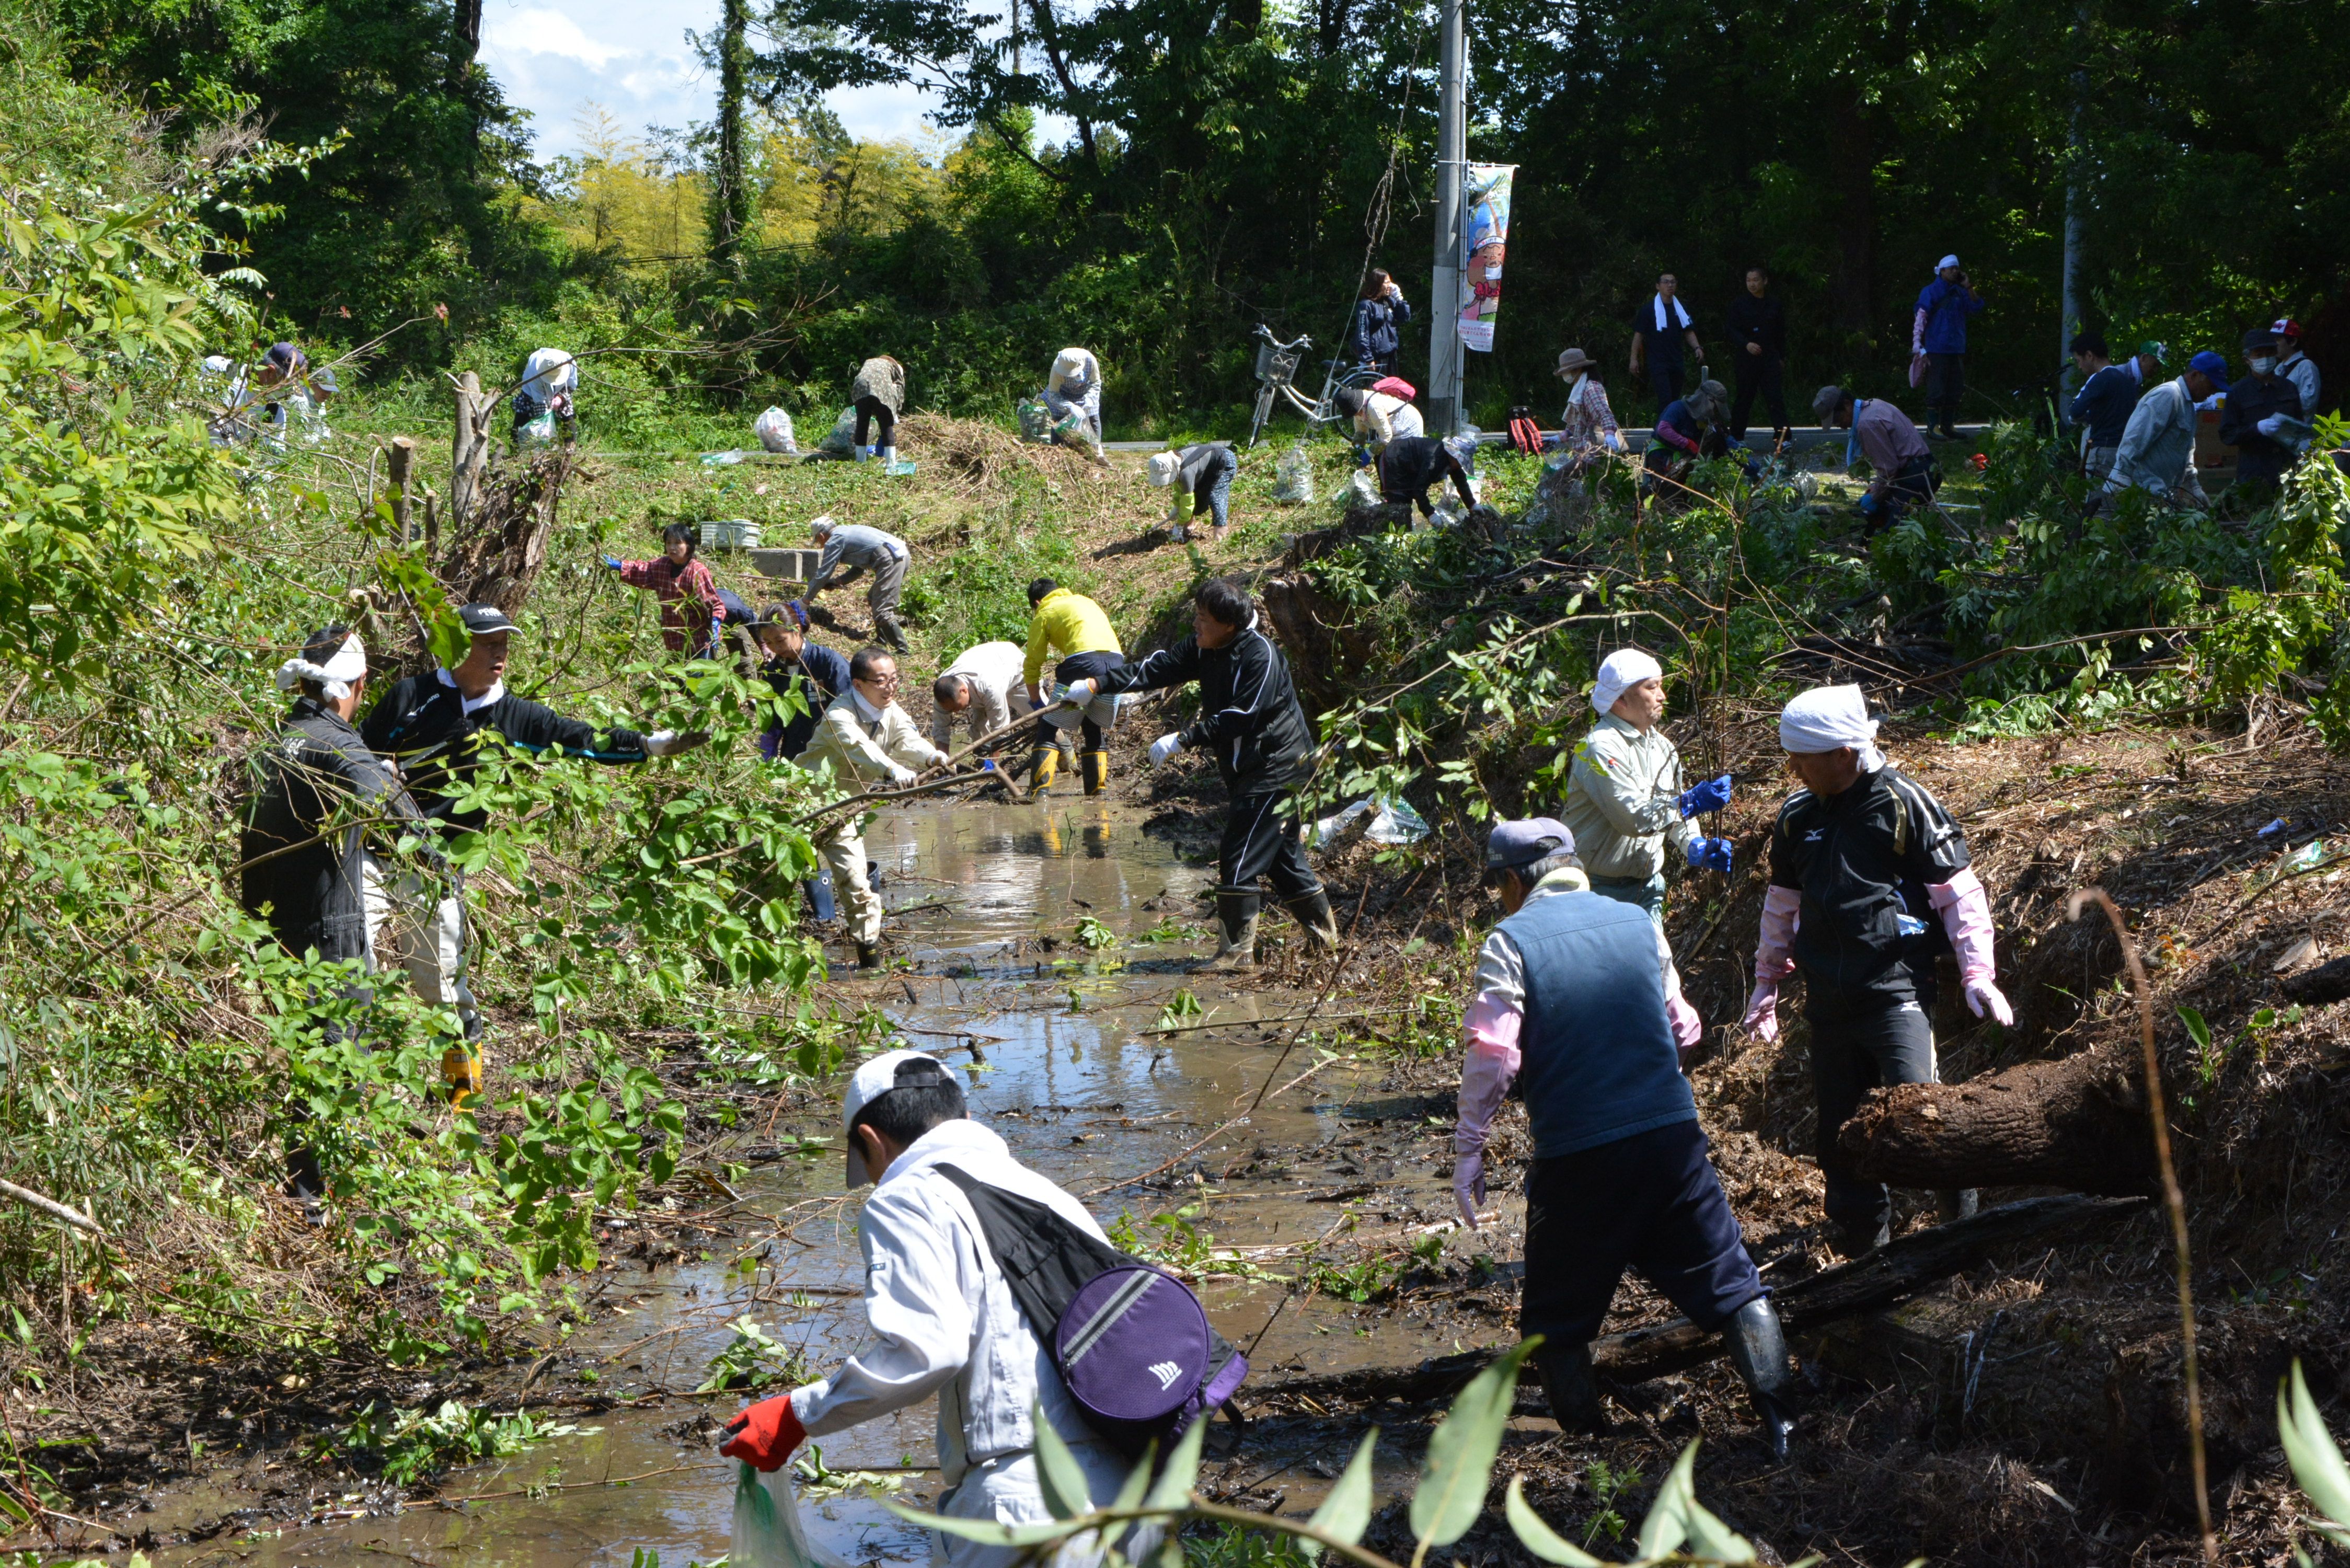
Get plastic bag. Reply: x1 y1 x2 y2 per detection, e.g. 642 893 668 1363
1272 443 1315 504
1337 467 1381 510
1017 397 1054 443
516 410 558 448
755 407 799 454
731 1461 853 1568
1051 411 1093 452
819 406 858 455
1307 796 1431 849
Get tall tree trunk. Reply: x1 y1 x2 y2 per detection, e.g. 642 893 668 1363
711 0 753 270
1828 85 1875 350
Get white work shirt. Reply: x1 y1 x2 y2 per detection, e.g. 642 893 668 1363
931 641 1031 751
789 1119 1107 1485
520 348 578 402
1561 713 1698 881
2106 376 2200 501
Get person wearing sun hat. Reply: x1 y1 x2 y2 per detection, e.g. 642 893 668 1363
1552 346 1626 470
1562 648 1733 926
1450 818 1791 1455
716 1050 1158 1566
1743 685 2010 1256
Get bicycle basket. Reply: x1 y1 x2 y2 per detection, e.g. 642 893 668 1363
1255 342 1304 385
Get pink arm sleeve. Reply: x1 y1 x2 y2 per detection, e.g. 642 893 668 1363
1756 884 1800 981
1929 866 1996 985
1455 995 1520 1156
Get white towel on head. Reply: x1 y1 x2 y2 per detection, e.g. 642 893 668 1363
1591 648 1663 716
1651 294 1691 333
275 632 368 702
1779 684 1885 772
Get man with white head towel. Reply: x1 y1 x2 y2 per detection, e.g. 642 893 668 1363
1562 648 1734 925
1743 685 2012 1255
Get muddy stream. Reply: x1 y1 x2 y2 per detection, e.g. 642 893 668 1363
149 798 1479 1567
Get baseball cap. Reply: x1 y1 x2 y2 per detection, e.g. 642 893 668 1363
2188 350 2230 389
2273 318 2303 341
1483 818 1576 879
458 603 521 636
2135 340 2169 365
843 1050 955 1185
2242 326 2277 354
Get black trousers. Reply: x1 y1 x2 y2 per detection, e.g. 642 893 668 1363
1808 995 1937 1234
1220 786 1321 903
1924 353 1965 430
1521 1118 1766 1347
1054 651 1125 751
1646 359 1686 409
852 395 897 449
1731 356 1787 440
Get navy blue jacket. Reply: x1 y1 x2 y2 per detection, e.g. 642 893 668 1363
761 641 853 761
1350 295 1411 363
1505 889 1696 1158
2067 363 2142 447
360 674 647 833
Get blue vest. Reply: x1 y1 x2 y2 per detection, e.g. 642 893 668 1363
1504 888 1696 1158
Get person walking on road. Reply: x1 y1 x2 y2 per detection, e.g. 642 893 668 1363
1087 578 1337 969
718 1051 1160 1567
1724 267 1789 445
361 604 703 1103
1146 442 1238 543
850 355 906 466
794 647 950 969
1561 649 1731 944
1451 818 1795 1457
751 601 851 763
805 516 912 652
1630 273 1703 410
1020 580 1125 796
930 640 1033 754
604 523 730 657
1913 256 1986 439
1348 269 1412 378
1741 685 2012 1257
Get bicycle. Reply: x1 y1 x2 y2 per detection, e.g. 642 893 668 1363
1247 325 1381 447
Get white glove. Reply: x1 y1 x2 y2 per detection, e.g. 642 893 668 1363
2257 413 2285 437
1963 978 2015 1027
1056 678 1098 708
1148 732 1183 767
1740 979 1781 1042
889 763 917 786
643 729 710 758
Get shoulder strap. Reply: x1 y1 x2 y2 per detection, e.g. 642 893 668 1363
934 1165 1131 1347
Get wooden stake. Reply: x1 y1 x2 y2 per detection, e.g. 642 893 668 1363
388 435 416 545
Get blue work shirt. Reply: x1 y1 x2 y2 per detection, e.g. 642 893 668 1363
1914 278 1986 355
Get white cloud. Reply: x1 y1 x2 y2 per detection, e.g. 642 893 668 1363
483 8 630 69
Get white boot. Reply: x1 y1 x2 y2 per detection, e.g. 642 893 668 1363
879 445 897 468
855 444 873 462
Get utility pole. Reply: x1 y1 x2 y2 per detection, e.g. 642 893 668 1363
1427 0 1466 434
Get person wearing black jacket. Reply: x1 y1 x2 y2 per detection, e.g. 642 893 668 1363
1349 269 1411 377
1377 434 1478 517
360 603 701 1102
750 601 852 762
1724 267 1789 444
2218 327 2306 495
1081 578 1337 969
241 624 435 1199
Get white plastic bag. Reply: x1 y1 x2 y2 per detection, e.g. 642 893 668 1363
1307 796 1431 849
731 1461 854 1568
1337 466 1380 510
819 406 858 454
1272 443 1315 504
1017 397 1053 442
516 410 558 448
754 407 799 454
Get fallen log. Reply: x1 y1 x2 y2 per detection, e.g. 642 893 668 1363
1838 1042 2159 1196
1237 1194 2146 1410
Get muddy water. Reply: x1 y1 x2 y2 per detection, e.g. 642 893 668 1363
152 799 1469 1567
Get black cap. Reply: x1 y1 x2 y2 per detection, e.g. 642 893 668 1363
458 603 520 635
2242 326 2277 354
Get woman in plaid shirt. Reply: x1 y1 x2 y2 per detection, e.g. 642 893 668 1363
604 523 729 655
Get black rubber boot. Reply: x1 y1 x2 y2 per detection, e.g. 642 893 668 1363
1723 1297 1798 1461
1207 889 1261 972
1281 887 1340 949
1534 1343 1609 1435
1937 1188 1980 1224
873 610 909 651
855 941 881 970
1080 751 1110 795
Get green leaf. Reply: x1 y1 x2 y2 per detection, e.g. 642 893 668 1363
1410 1336 1540 1549
1142 1413 1209 1510
1031 1400 1093 1521
1107 1439 1156 1515
1632 1440 1752 1563
1503 1474 1603 1566
2280 1360 2350 1546
2178 1005 2211 1055
1301 1429 1380 1558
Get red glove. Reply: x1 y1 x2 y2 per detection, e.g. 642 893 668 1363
719 1394 807 1472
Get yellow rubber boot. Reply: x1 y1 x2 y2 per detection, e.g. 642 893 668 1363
442 1045 486 1111
1080 751 1110 795
1028 744 1058 795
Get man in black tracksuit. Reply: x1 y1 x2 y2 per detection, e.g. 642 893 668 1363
1724 266 1789 444
1085 577 1338 969
360 603 695 1100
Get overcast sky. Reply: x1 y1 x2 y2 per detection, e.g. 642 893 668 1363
480 0 940 160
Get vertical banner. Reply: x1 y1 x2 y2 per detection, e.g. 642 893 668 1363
1457 164 1516 353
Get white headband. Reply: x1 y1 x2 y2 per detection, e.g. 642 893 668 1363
1779 684 1885 773
275 632 368 702
1591 648 1663 716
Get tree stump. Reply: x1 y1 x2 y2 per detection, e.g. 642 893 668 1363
1838 1042 2159 1196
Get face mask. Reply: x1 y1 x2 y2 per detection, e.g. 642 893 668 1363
2251 356 2276 375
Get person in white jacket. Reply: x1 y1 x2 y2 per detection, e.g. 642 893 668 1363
930 640 1032 754
1331 385 1424 454
512 347 578 443
720 1052 1154 1567
793 647 949 967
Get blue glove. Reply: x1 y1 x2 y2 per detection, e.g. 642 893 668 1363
1687 837 1733 875
601 554 624 571
1857 491 1889 522
1677 774 1733 818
